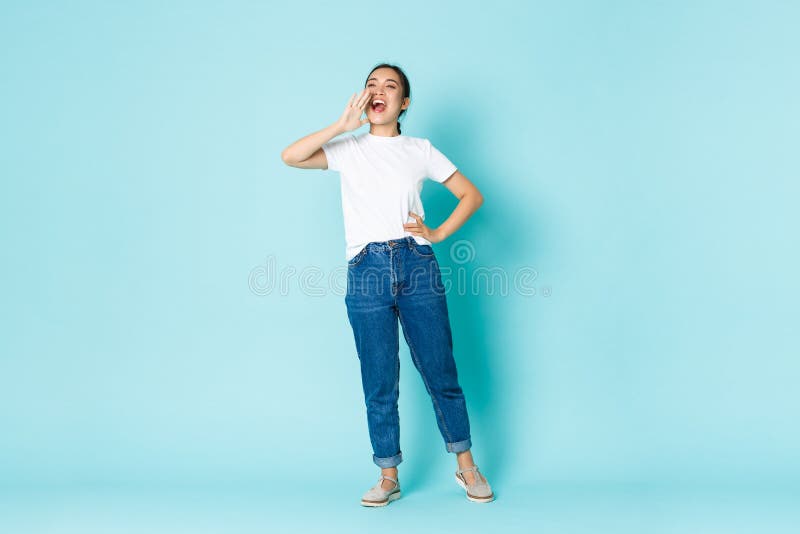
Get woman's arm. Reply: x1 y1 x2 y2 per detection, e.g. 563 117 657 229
280 121 344 169
281 88 372 169
404 170 484 243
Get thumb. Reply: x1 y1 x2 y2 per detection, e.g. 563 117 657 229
360 117 370 126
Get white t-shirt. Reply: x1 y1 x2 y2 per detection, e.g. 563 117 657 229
322 132 457 261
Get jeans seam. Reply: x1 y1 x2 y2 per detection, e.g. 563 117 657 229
389 247 397 296
447 438 471 453
397 308 454 444
410 242 435 258
373 450 402 467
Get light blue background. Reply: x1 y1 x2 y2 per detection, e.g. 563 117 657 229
1 0 798 531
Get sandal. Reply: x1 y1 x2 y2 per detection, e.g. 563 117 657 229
455 465 494 502
361 474 401 507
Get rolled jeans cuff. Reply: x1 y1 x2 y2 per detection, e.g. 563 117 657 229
446 438 472 453
373 451 403 468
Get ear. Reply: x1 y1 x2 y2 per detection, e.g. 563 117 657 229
401 97 410 110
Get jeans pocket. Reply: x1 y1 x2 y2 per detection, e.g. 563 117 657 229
347 247 368 268
410 242 435 258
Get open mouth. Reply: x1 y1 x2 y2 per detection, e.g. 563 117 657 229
371 98 387 113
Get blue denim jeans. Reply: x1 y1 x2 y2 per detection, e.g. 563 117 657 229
345 236 472 468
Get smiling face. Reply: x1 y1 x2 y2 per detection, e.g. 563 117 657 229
365 67 409 128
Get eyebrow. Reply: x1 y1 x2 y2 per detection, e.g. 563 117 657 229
367 77 399 84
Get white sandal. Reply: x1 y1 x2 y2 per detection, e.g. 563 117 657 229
455 465 494 502
361 474 401 507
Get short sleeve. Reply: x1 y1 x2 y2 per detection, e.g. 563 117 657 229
321 134 353 172
425 139 457 182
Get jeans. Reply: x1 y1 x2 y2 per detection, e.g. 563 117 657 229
345 235 472 468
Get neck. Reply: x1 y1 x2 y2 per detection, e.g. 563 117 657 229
369 123 401 137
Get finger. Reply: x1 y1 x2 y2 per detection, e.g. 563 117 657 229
351 89 366 108
348 92 356 107
409 212 422 222
356 89 368 108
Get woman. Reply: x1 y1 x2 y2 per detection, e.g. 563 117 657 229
281 63 493 506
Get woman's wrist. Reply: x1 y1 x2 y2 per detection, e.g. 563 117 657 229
329 120 347 136
431 227 447 243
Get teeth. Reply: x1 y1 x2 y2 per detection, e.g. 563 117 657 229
373 99 385 105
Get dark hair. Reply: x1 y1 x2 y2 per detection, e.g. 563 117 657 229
364 63 411 134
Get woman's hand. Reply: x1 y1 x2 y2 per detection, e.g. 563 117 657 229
404 212 444 243
337 88 371 132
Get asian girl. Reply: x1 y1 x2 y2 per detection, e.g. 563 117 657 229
281 63 493 505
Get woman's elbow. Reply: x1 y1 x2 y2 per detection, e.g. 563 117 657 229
474 190 484 208
281 149 296 166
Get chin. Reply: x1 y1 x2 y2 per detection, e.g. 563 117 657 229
369 112 395 123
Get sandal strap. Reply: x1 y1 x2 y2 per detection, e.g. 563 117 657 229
380 474 398 486
456 465 480 476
